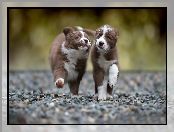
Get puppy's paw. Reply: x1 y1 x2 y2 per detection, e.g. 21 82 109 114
107 94 113 100
98 93 107 100
93 94 98 100
55 78 64 88
71 94 79 98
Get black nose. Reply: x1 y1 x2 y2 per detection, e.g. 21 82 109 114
84 39 88 44
99 41 104 46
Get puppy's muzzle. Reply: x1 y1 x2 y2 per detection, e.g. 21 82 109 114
99 41 104 47
84 38 89 44
79 39 91 51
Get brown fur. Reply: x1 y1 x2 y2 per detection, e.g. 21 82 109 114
91 25 119 98
49 27 91 95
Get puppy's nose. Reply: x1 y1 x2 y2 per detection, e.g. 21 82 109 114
99 41 104 46
84 39 88 44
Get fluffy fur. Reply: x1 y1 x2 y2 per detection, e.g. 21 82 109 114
49 26 91 95
91 24 119 100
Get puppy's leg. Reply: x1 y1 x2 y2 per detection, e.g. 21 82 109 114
68 80 80 96
53 68 66 88
93 70 107 100
108 64 119 88
107 83 113 99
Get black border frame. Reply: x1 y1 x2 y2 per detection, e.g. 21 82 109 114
7 7 167 125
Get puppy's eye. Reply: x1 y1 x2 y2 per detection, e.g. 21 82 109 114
75 36 79 39
107 36 111 39
107 35 113 40
97 32 102 38
99 32 103 36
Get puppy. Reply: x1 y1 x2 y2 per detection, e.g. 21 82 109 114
49 26 91 95
91 25 119 100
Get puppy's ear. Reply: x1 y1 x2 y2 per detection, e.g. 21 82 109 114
63 27 74 36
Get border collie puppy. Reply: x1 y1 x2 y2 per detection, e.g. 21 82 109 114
49 26 91 96
91 25 119 100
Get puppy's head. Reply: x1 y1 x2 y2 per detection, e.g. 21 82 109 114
95 25 119 53
63 27 91 52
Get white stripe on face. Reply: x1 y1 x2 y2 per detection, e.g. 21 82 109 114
79 31 91 46
96 25 112 52
80 31 85 38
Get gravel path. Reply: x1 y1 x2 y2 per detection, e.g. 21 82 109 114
8 71 166 124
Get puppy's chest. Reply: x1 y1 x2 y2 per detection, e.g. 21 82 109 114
97 55 116 72
64 61 78 81
62 46 87 80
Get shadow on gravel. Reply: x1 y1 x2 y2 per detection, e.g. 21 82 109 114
8 71 166 124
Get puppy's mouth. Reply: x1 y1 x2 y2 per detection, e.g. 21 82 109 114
97 45 104 49
95 43 109 53
78 45 90 52
78 41 91 52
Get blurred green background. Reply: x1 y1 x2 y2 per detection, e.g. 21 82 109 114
9 8 166 71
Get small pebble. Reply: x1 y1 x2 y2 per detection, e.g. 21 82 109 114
8 71 166 124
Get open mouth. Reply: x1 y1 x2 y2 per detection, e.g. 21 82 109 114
78 45 89 51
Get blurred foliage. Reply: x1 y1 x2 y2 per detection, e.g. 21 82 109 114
9 8 166 71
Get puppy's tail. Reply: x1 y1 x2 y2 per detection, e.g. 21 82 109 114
74 26 95 38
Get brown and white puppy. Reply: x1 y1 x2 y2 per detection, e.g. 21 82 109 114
49 26 91 96
91 25 119 100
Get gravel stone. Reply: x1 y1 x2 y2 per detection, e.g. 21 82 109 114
9 71 166 124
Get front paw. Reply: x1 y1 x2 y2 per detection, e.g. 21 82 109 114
98 93 107 100
55 78 64 88
71 94 79 98
107 94 113 99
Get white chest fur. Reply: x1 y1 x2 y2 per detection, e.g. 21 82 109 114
61 42 87 81
97 54 116 72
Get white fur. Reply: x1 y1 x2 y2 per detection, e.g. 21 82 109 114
97 81 107 100
55 78 64 87
109 64 119 88
97 55 118 100
107 94 113 99
80 31 86 44
97 73 116 100
97 54 117 72
78 46 88 51
80 31 85 38
76 26 90 46
96 25 112 52
79 31 91 47
61 42 88 81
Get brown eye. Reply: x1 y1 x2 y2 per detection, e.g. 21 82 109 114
97 32 103 38
75 36 79 39
99 32 103 36
107 35 112 40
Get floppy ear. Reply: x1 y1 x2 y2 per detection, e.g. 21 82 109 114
63 27 74 36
